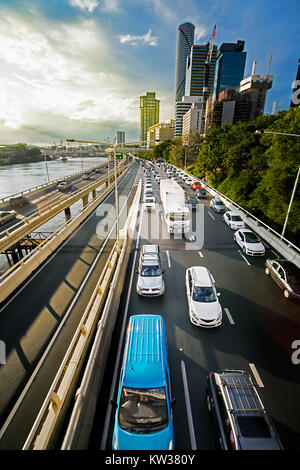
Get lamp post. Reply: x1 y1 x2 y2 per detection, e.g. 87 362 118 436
255 129 300 238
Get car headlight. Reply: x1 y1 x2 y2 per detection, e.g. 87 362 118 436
191 311 198 320
138 286 145 291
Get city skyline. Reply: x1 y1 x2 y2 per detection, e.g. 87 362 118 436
0 0 299 145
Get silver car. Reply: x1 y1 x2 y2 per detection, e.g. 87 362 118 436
136 258 164 296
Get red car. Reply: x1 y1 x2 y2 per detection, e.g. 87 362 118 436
191 181 202 190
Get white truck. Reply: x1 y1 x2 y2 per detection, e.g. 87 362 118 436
160 179 190 234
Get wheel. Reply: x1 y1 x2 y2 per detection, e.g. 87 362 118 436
265 267 270 275
284 289 290 299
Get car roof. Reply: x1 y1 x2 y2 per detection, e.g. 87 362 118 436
142 244 159 252
189 266 212 286
226 211 242 216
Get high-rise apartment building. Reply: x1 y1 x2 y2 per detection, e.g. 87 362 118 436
116 131 125 144
239 73 273 120
213 41 247 100
175 96 202 137
182 102 205 143
147 120 175 148
174 22 195 105
139 92 160 145
185 44 217 98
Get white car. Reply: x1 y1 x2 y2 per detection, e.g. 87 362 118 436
136 258 165 297
223 211 245 230
186 178 193 185
185 267 222 328
234 229 265 256
143 196 156 212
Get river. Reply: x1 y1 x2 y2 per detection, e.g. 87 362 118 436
0 157 107 274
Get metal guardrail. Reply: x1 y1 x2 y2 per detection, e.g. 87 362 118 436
183 170 300 267
0 162 134 303
0 165 125 253
22 178 141 450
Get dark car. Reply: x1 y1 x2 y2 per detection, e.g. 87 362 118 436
186 197 197 210
9 195 29 209
196 189 207 199
265 259 300 301
206 370 283 450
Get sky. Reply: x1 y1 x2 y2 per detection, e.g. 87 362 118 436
0 0 299 146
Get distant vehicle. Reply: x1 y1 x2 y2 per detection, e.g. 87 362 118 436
0 210 17 226
234 229 265 256
136 258 164 296
112 315 175 450
191 181 202 190
143 196 156 212
265 259 300 300
210 197 226 213
186 197 197 210
196 188 207 199
223 211 245 230
160 179 190 234
186 178 193 186
9 195 29 209
57 181 71 192
206 370 283 450
144 190 154 199
82 173 90 180
95 167 102 173
185 266 222 327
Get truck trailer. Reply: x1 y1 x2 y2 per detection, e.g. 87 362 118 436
160 179 190 234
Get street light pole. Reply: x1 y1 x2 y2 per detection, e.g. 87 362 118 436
114 147 120 248
44 154 50 183
281 165 300 239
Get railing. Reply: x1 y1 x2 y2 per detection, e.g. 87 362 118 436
0 162 134 303
22 179 142 450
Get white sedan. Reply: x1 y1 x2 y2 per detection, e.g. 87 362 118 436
185 266 222 328
223 211 245 230
234 229 265 256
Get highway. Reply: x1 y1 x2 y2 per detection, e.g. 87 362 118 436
93 163 300 451
0 162 140 449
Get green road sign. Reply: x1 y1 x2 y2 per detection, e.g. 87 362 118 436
115 152 124 160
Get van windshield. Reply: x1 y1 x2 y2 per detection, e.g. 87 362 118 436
192 286 216 302
119 386 168 434
169 212 190 221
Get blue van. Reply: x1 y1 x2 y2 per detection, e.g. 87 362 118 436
112 314 175 450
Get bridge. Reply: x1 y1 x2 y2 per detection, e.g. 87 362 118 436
0 159 299 451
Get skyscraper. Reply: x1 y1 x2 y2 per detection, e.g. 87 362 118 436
175 96 202 137
139 92 160 145
116 131 125 144
213 41 247 100
174 22 195 105
185 44 217 98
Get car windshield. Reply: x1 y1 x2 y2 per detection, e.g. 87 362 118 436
192 286 216 302
236 416 271 438
140 264 162 277
119 386 168 434
244 232 260 243
169 212 190 221
215 200 224 206
231 215 243 221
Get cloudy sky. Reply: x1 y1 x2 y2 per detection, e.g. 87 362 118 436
0 0 299 146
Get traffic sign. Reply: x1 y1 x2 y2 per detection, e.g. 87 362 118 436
115 152 124 160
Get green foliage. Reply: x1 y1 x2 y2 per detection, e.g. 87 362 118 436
192 108 300 237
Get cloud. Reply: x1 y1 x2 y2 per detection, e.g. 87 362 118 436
68 0 100 12
118 29 158 47
0 7 140 144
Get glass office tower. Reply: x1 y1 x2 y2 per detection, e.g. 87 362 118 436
174 22 195 105
213 41 247 99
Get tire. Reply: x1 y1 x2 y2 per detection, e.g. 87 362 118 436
284 289 290 299
265 267 270 275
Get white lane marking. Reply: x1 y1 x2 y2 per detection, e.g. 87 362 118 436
249 363 264 388
238 249 251 266
208 211 215 220
224 307 235 325
100 200 143 450
166 250 171 268
181 360 197 450
198 251 203 258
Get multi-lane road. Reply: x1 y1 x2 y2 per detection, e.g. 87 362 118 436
94 162 300 451
0 162 139 449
